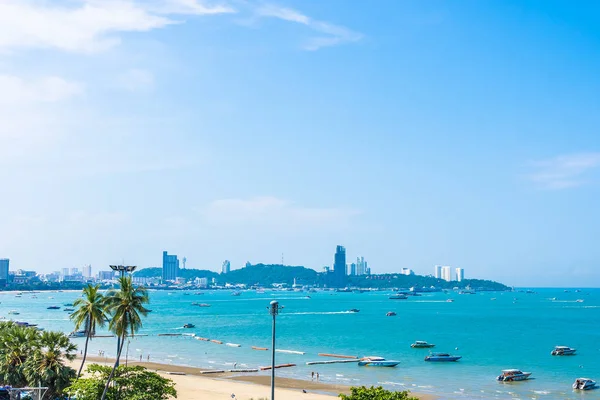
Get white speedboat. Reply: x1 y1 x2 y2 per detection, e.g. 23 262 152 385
551 346 576 356
497 369 532 382
68 330 87 338
411 341 435 348
573 378 596 390
358 356 399 367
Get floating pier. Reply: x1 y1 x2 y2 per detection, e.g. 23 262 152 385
251 346 268 351
229 368 258 373
259 363 296 371
158 333 182 337
210 340 223 344
275 349 305 355
226 343 241 347
306 359 360 365
318 353 357 359
195 337 210 341
165 371 186 375
200 370 225 374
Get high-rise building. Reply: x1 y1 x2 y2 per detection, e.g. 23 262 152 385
441 266 452 282
97 271 114 280
61 268 69 277
400 268 414 275
456 268 464 282
355 257 368 276
71 267 79 275
332 245 347 287
162 251 179 281
0 259 9 286
222 260 231 274
434 265 442 279
350 263 356 276
83 265 92 278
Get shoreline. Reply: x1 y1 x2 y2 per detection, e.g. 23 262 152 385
74 355 435 400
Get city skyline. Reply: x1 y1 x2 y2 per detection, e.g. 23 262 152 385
1 1 600 287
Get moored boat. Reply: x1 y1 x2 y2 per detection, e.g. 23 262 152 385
386 312 396 316
183 323 195 329
497 369 532 382
424 353 461 362
358 356 399 367
573 378 596 390
389 294 408 300
68 330 87 338
47 306 60 310
411 341 435 348
348 309 360 313
8 310 19 315
551 346 576 356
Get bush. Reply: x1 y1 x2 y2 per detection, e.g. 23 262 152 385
339 386 419 400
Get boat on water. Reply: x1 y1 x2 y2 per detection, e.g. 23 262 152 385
348 309 360 313
424 353 462 362
232 291 241 296
68 330 87 338
63 303 74 307
358 356 399 367
8 310 19 315
573 378 596 390
183 323 195 329
496 369 532 382
386 312 396 316
47 306 61 310
446 299 454 302
389 294 408 300
551 346 576 356
411 341 435 348
63 308 75 312
576 299 584 303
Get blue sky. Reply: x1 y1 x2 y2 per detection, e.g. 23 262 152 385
1 0 599 287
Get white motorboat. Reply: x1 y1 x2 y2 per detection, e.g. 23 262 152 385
411 341 435 348
497 369 532 382
551 346 576 356
358 356 400 367
573 378 596 390
424 352 461 362
68 330 87 338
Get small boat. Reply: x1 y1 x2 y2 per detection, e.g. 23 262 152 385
424 353 461 362
348 309 360 313
68 330 87 338
47 306 60 310
232 291 241 296
358 356 399 367
576 299 584 303
198 303 211 307
551 346 576 356
411 341 435 348
8 310 20 315
64 308 75 312
573 378 596 390
389 294 408 300
386 312 396 316
497 369 532 382
446 299 454 302
183 323 195 329
63 303 74 306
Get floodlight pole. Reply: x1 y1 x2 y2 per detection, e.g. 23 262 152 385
109 265 137 368
268 300 283 400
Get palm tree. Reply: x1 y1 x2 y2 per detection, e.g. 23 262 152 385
101 276 150 400
0 324 40 387
24 331 77 399
70 284 107 378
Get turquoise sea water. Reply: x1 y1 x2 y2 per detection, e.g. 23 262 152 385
1 288 599 399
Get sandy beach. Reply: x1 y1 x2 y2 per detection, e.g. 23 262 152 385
70 355 434 400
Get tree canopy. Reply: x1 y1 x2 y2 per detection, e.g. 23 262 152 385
339 386 419 400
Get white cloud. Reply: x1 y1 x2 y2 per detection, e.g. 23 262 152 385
256 5 362 50
0 0 233 54
528 153 600 189
0 74 83 105
201 196 360 230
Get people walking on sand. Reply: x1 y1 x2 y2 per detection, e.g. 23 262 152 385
311 371 314 380
147 354 150 362
316 372 319 381
140 354 142 362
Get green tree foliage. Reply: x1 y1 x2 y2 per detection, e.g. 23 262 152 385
101 276 150 400
66 364 176 400
339 386 419 400
70 284 107 378
0 322 76 398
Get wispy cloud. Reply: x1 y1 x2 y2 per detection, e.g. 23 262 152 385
0 74 83 105
256 5 362 50
0 0 234 54
527 153 600 190
200 196 360 230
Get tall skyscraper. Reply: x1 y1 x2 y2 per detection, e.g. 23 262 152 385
0 259 9 286
61 268 69 277
162 251 179 281
222 260 231 274
350 263 356 276
333 245 347 287
355 257 367 276
441 266 452 282
456 267 464 282
71 267 79 275
434 265 442 279
83 265 92 278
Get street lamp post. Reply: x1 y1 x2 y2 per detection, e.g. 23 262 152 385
268 300 283 400
109 265 137 368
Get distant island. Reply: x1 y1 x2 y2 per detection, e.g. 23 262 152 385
133 263 510 291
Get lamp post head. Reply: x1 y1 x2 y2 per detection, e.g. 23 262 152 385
269 300 281 316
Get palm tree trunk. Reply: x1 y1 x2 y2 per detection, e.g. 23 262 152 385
77 319 91 379
101 334 125 400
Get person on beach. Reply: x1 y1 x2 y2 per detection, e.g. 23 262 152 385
311 371 314 380
147 355 150 362
140 355 142 362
